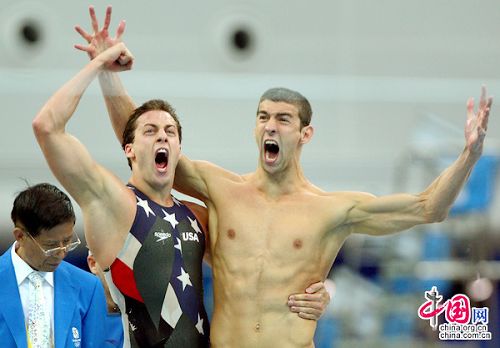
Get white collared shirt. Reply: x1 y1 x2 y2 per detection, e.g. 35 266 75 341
11 242 55 336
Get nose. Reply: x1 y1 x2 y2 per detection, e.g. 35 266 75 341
157 129 168 142
264 118 277 135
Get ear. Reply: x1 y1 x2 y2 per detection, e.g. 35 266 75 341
300 125 314 144
13 227 25 242
124 143 134 160
87 254 98 275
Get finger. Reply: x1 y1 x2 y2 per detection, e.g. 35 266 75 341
481 104 491 131
289 293 319 302
288 300 321 310
118 54 131 66
298 311 320 321
479 85 487 109
103 6 112 31
116 20 126 40
74 44 91 53
89 6 99 33
305 281 324 294
74 26 92 43
122 59 133 70
466 97 474 120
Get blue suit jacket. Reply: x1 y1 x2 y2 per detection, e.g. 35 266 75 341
0 247 107 348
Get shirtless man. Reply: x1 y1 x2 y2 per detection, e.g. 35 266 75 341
75 6 493 348
34 31 327 348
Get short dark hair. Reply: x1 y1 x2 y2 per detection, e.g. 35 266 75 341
122 99 182 169
259 87 312 128
11 183 75 237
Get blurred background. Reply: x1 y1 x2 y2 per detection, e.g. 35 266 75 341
0 0 499 347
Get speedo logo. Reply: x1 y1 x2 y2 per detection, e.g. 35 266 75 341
155 231 171 242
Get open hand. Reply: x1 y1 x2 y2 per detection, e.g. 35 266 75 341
465 86 493 157
74 6 131 71
288 281 332 320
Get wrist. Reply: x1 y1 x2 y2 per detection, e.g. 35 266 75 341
462 146 482 164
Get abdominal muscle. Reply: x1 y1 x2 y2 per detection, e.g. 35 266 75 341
208 255 319 348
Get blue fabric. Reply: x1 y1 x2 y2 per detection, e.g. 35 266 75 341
0 246 107 348
104 312 124 348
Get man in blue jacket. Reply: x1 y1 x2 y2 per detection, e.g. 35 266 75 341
0 183 106 347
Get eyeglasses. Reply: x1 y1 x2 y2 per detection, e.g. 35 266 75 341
22 228 81 257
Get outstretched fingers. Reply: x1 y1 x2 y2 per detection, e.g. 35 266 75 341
466 97 475 121
116 20 126 40
103 6 112 32
89 6 99 34
74 25 92 43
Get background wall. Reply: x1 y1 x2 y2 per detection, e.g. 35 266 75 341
0 1 499 346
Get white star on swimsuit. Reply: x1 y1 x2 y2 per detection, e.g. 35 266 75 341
188 216 202 234
162 209 178 228
177 267 192 291
136 196 155 217
174 237 182 254
196 314 204 335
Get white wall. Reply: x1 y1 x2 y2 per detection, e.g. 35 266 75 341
1 0 500 238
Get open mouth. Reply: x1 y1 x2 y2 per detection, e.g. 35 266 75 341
264 140 280 163
155 148 169 170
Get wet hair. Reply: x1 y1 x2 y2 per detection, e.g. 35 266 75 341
122 99 182 169
258 87 312 128
11 183 75 237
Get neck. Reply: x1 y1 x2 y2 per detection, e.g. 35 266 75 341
129 176 175 207
253 163 308 197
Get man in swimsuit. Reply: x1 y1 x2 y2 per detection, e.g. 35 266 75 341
75 6 494 347
34 40 329 347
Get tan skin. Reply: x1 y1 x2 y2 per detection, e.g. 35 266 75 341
87 254 120 314
32 43 184 270
74 6 493 347
14 222 75 273
73 5 331 323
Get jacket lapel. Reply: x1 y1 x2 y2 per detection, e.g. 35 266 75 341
54 262 78 347
0 248 28 348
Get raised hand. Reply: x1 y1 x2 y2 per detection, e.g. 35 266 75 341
74 6 130 71
96 43 134 73
465 86 493 157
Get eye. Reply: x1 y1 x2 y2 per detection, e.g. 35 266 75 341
144 128 154 135
258 114 268 121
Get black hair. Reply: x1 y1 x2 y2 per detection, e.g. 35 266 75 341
11 183 75 237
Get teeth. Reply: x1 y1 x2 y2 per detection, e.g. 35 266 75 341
157 148 167 153
264 140 278 145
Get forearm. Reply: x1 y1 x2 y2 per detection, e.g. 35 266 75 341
33 59 103 134
98 70 136 143
420 147 479 221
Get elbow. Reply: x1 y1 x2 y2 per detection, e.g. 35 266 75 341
425 207 449 223
32 111 54 139
419 194 449 224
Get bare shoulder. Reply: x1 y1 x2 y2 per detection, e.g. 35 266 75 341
194 159 246 183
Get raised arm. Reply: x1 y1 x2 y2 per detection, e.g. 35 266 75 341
33 44 134 265
75 6 212 199
75 5 136 143
346 86 493 236
33 43 133 204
